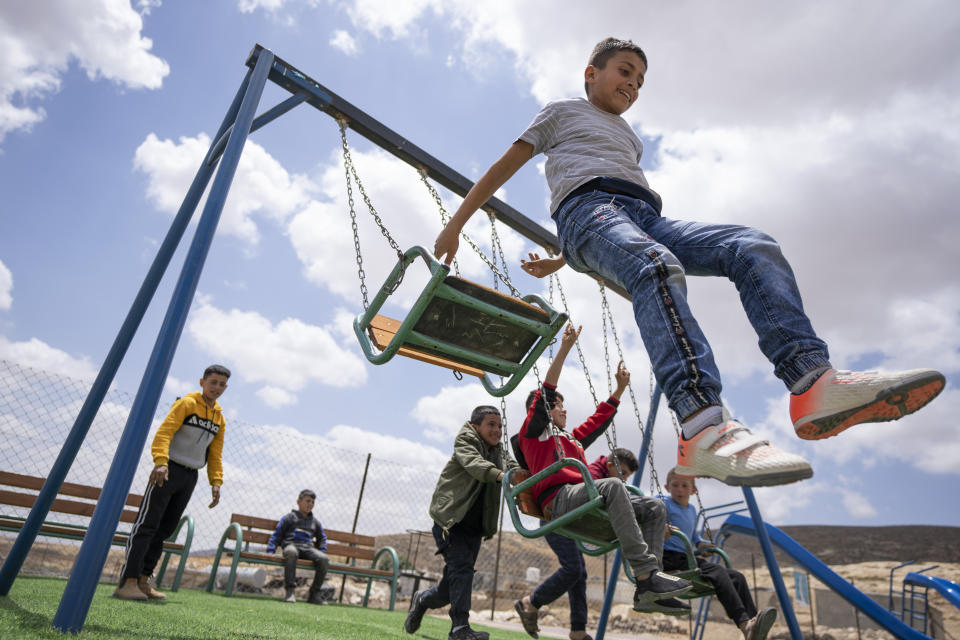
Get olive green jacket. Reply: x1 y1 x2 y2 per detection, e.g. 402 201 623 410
429 422 519 539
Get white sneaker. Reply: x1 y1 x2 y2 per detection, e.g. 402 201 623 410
676 411 812 487
791 368 945 440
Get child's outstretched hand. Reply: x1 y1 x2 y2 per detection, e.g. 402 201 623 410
559 323 582 349
521 252 565 278
434 226 460 265
611 361 631 400
615 361 630 390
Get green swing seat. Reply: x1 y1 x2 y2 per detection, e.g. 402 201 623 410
504 461 730 596
354 246 568 397
660 528 731 599
504 459 638 556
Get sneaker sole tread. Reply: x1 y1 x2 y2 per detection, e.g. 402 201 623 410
674 464 813 487
795 374 944 440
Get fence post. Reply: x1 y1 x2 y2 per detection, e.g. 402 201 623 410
340 452 371 603
490 496 506 619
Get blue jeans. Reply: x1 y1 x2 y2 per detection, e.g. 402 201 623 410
531 530 587 632
422 523 483 629
555 190 830 420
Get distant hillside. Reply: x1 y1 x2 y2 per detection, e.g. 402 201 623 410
378 525 960 581
722 524 960 566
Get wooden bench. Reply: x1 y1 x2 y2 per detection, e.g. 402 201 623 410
205 514 400 610
0 470 194 590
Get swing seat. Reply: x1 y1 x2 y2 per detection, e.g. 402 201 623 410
504 459 628 557
651 527 731 599
354 246 568 397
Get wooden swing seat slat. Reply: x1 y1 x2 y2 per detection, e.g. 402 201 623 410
511 469 546 519
367 314 484 378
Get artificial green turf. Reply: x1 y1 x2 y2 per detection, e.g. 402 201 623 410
0 577 532 640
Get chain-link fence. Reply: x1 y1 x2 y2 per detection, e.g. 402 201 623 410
0 358 623 618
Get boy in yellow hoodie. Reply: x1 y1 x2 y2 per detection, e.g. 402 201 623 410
113 364 230 601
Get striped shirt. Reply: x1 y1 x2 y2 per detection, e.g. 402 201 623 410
518 97 658 214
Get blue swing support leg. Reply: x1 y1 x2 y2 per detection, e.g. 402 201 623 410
40 50 276 635
0 62 259 601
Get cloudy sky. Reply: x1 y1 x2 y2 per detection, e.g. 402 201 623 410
1 0 958 532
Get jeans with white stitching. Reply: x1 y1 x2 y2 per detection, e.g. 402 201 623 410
554 190 830 420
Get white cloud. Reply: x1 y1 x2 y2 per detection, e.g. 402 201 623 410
840 489 878 520
0 259 12 310
324 424 449 472
237 0 287 12
330 29 359 55
133 133 314 248
256 385 298 408
0 336 97 381
186 299 368 403
0 0 169 143
136 0 162 15
163 374 195 399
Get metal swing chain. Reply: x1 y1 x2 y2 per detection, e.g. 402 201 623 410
338 118 405 265
417 167 461 277
597 283 661 494
339 120 370 310
551 275 628 480
597 288 625 480
417 170 523 298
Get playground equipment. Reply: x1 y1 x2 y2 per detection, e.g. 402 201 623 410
0 44 938 640
0 43 614 634
720 514 959 639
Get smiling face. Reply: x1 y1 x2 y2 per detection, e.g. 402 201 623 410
585 49 646 115
549 397 567 429
473 413 503 447
666 473 697 506
199 373 229 407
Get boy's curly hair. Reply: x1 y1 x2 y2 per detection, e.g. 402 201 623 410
585 37 647 95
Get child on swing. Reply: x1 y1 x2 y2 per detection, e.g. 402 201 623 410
433 36 944 488
516 323 691 615
514 448 640 639
662 468 777 640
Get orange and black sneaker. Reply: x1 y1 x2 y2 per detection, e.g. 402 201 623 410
791 368 945 440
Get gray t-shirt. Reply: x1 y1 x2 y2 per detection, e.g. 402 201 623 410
518 97 659 214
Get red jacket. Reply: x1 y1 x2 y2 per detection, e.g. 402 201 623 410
518 383 619 507
588 455 610 480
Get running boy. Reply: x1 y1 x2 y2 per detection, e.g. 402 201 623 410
266 489 330 605
433 37 945 487
404 405 518 640
514 448 640 640
661 468 777 640
517 324 691 616
114 364 230 601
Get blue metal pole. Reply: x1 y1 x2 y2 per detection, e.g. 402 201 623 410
50 49 275 634
0 68 254 597
595 385 662 640
741 487 804 640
